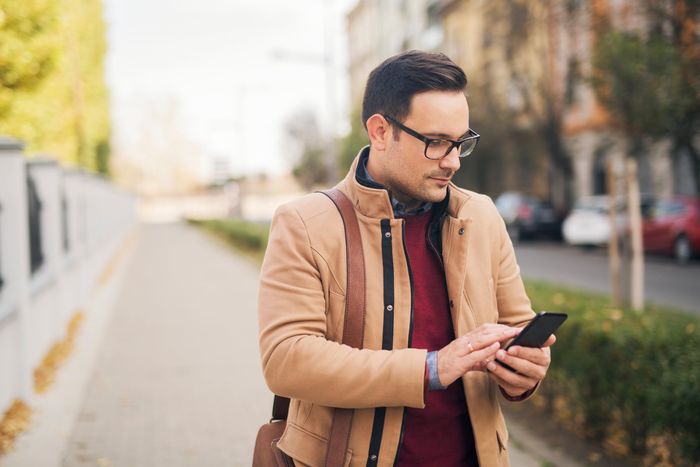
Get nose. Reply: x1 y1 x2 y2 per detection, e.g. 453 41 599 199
439 146 461 172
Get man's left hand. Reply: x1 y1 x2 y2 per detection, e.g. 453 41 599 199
485 334 556 398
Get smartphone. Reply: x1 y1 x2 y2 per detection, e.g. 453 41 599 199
497 311 567 372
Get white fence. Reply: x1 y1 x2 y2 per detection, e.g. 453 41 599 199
0 136 136 412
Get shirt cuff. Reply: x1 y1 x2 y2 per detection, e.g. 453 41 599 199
426 351 447 391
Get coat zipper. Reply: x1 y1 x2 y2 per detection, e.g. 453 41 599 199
393 219 414 466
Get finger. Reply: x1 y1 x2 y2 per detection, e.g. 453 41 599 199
507 346 551 367
542 334 556 347
489 374 529 397
486 358 538 390
474 326 521 345
498 353 547 381
486 372 521 395
464 342 500 364
458 330 517 356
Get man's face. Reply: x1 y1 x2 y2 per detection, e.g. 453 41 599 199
381 90 470 208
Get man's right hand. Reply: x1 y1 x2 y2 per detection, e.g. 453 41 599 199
436 324 520 387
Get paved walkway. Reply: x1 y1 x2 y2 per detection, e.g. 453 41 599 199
4 222 582 466
61 223 270 466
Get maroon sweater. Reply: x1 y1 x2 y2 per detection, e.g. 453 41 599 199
395 210 479 467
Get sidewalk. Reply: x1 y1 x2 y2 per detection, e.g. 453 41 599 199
2 222 582 466
61 223 271 466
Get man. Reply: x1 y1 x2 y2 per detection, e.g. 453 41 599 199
258 50 555 467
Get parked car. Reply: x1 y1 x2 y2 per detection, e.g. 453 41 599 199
563 194 655 247
562 196 620 247
495 191 563 241
643 196 700 263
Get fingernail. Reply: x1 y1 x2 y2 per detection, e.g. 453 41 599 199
509 347 517 356
497 350 506 360
487 362 496 371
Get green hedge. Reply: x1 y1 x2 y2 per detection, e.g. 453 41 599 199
193 218 699 464
526 280 700 464
188 218 270 260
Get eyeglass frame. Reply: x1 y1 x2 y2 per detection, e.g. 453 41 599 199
382 114 480 160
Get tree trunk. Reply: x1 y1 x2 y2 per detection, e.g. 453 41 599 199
626 158 644 311
607 160 621 307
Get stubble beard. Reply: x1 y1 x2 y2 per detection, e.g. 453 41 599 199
387 172 450 208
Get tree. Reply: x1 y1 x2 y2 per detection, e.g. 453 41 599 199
0 0 111 174
0 0 59 117
337 105 368 174
593 27 699 192
284 109 332 191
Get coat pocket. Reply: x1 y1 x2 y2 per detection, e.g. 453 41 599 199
279 422 353 467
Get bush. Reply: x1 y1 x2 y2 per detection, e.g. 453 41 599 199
189 219 269 258
526 280 700 464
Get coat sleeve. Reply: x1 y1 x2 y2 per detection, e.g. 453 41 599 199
491 202 541 402
493 207 536 327
258 202 427 409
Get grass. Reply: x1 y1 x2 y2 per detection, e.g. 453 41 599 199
188 218 270 263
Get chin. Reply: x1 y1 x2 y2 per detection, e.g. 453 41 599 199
422 188 448 204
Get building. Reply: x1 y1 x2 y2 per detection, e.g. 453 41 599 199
346 0 444 109
346 0 699 208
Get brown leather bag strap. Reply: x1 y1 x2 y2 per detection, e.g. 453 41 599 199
322 188 367 349
271 395 289 421
267 188 366 466
320 188 366 467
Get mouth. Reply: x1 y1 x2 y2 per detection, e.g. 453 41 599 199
430 177 451 185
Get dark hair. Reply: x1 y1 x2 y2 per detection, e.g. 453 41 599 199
361 50 468 131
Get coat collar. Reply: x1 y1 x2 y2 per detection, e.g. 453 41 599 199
336 146 472 220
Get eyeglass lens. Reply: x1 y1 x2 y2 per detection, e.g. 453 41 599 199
425 138 477 159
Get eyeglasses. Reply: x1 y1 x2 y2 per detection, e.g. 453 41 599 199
383 114 480 160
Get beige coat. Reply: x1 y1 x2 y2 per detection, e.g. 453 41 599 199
258 153 537 467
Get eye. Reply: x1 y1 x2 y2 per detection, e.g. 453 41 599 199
428 139 451 149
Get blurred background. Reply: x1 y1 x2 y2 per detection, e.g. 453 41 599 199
0 1 699 466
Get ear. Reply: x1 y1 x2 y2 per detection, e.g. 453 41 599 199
366 114 393 151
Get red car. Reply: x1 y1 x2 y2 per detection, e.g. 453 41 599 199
643 197 700 263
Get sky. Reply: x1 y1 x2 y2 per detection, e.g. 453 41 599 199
103 0 356 182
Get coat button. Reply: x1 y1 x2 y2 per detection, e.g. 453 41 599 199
449 300 454 308
370 454 378 461
385 231 391 238
458 228 465 235
386 305 393 311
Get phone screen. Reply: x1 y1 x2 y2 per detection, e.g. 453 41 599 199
498 311 567 372
505 311 567 350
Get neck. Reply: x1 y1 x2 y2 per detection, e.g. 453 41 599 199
366 149 424 211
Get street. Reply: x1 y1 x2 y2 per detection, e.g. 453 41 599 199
514 240 700 314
